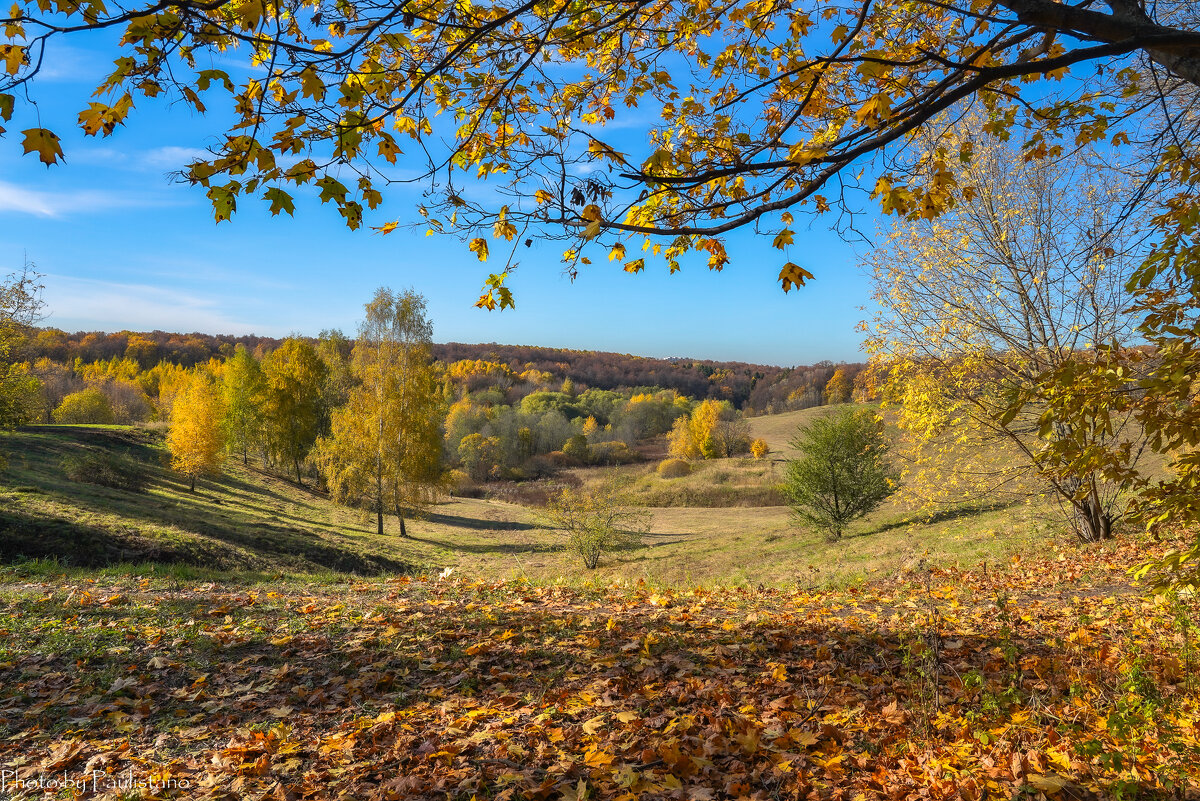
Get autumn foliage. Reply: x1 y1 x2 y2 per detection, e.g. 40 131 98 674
166 375 224 491
2 535 1199 799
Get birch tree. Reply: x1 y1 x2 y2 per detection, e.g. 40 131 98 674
315 288 443 537
262 338 328 484
221 345 265 465
168 373 224 491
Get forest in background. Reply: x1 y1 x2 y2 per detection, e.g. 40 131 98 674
11 326 863 418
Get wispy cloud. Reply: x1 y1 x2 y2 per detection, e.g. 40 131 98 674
43 274 269 335
141 146 212 170
29 42 107 83
71 145 212 172
0 180 183 217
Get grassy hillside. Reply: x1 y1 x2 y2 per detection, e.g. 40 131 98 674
1 424 1075 589
747 404 841 458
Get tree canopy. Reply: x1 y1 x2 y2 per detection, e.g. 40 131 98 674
314 288 443 537
865 119 1149 542
3 0 1199 296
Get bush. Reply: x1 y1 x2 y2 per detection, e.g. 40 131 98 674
541 475 650 568
61 450 148 492
656 458 691 478
446 468 486 498
784 407 897 541
589 440 636 465
53 388 115 425
750 438 770 459
562 433 590 464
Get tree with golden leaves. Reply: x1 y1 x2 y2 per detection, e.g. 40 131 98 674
823 368 852 405
865 120 1149 543
168 374 224 491
314 289 443 537
262 339 328 485
5 0 1198 305
669 399 749 460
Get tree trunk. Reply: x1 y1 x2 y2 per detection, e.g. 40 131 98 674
189 474 196 492
376 456 384 537
398 514 407 538
1074 491 1113 543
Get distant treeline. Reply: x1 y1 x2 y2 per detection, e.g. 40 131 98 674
15 327 863 413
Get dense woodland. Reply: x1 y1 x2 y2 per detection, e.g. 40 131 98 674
12 326 863 416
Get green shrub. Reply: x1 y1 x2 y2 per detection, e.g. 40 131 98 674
53 388 115 425
541 475 649 569
784 407 897 540
61 450 148 492
656 457 691 478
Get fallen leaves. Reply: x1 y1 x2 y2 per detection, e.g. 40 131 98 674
0 535 1198 799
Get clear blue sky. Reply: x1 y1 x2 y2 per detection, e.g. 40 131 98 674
0 35 878 367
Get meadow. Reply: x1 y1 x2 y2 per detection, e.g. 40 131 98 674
1 415 1058 589
2 415 1197 800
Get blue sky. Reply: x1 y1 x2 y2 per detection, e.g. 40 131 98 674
0 36 878 367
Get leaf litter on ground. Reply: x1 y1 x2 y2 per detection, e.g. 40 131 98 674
1 531 1198 800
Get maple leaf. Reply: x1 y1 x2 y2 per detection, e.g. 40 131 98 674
778 262 814 292
21 127 64 166
263 187 295 216
468 238 489 261
1 44 23 75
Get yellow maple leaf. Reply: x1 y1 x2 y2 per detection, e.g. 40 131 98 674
468 238 489 261
21 128 64 166
779 262 814 292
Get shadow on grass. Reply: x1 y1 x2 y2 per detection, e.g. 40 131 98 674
858 499 1023 537
403 532 561 555
0 506 209 567
423 511 536 532
2 429 411 576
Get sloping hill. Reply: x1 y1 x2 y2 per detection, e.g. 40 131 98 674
747 404 842 458
0 425 1067 588
0 427 559 577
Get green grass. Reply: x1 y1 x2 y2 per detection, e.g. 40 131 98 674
1 421 1097 590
